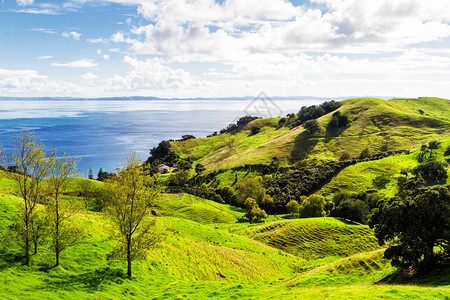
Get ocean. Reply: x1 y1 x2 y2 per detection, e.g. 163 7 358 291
0 99 327 176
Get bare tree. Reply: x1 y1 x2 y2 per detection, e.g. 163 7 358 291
105 152 161 278
7 130 50 266
46 151 83 267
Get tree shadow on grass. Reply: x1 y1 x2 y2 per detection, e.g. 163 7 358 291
332 217 360 225
376 262 450 287
0 248 25 269
290 131 319 162
42 267 126 292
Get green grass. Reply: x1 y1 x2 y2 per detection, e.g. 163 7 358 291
235 217 380 261
1 190 449 299
319 137 450 199
154 193 245 224
172 97 450 172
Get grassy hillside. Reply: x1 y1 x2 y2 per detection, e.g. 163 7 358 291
172 97 450 171
1 177 448 298
320 136 450 199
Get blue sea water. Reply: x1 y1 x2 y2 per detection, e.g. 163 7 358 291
0 99 326 176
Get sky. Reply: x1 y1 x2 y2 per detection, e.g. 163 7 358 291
1 0 450 98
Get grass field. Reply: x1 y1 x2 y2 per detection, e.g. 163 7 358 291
1 180 448 299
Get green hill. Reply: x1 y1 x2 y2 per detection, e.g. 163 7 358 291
172 97 450 171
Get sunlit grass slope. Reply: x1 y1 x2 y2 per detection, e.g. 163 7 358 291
172 97 450 171
319 136 450 199
153 193 245 224
236 217 380 261
1 175 449 299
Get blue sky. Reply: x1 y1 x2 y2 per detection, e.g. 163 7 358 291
1 0 450 98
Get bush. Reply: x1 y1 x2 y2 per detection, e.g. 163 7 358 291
373 175 390 189
331 192 379 224
359 147 370 159
328 111 350 128
251 126 261 135
278 118 286 128
413 160 448 184
286 200 300 216
246 207 267 223
444 146 450 157
219 116 259 134
299 194 326 218
303 119 321 135
339 151 351 161
169 170 189 186
334 199 370 224
180 135 195 141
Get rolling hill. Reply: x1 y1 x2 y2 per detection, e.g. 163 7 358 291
172 97 450 172
0 174 449 299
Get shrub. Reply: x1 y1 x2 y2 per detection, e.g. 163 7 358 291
286 200 300 216
180 135 195 141
413 160 448 184
299 194 326 218
339 151 351 161
334 199 370 224
445 146 450 157
251 126 261 135
359 147 370 159
373 175 390 189
331 192 378 224
303 119 321 135
245 206 268 223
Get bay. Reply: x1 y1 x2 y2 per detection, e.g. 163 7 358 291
0 99 327 176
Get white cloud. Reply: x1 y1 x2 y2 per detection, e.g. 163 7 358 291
8 0 450 98
0 68 44 89
81 72 98 80
97 49 110 60
51 59 98 68
37 56 53 60
30 28 56 34
87 38 107 44
15 9 57 15
62 31 82 40
0 68 81 96
16 0 34 6
105 56 202 91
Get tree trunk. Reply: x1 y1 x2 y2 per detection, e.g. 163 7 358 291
56 250 60 267
127 237 132 278
55 194 60 267
25 213 30 266
34 240 38 255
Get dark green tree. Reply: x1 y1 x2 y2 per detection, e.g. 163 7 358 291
251 126 261 135
303 119 321 135
445 146 450 157
428 140 440 156
286 200 300 217
413 160 448 184
88 168 94 180
195 163 205 174
299 194 326 218
369 184 450 270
